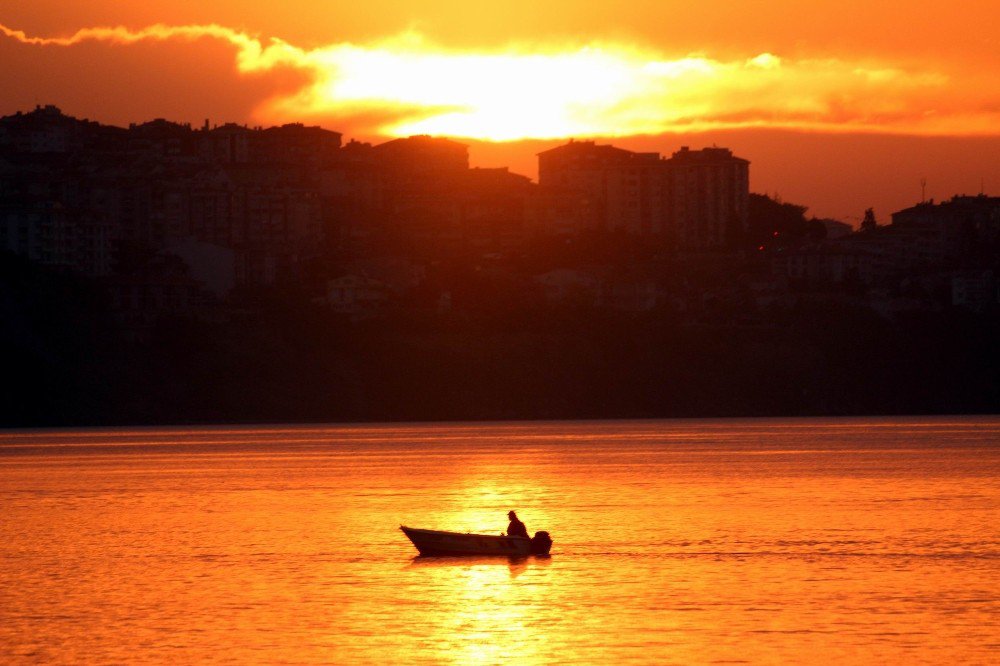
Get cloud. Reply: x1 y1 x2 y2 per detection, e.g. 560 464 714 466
2 22 997 140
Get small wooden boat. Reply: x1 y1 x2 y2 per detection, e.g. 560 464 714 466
400 526 553 556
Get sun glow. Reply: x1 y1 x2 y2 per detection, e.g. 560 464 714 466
2 22 995 140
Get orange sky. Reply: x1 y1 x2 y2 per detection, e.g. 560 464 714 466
1 1 998 219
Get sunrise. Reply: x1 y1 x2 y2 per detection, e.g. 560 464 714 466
1 1 998 664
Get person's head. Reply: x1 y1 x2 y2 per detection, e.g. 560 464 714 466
508 510 517 519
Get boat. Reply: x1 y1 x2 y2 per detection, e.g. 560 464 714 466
400 526 553 557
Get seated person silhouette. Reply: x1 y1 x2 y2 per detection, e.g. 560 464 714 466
506 510 529 538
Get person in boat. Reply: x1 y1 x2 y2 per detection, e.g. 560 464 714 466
506 510 529 538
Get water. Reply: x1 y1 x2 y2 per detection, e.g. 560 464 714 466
1 417 998 664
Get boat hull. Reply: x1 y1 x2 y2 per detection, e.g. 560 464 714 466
401 526 539 556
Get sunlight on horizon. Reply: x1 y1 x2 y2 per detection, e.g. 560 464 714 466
3 21 996 140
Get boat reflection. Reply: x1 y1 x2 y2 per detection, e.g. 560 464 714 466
406 554 551 578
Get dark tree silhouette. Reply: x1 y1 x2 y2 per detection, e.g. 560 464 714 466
747 193 825 247
860 207 878 232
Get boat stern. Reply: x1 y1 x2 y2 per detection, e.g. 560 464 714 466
530 531 553 555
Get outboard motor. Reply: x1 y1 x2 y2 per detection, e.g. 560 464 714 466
530 531 553 555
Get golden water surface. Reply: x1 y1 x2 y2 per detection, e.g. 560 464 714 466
1 418 998 664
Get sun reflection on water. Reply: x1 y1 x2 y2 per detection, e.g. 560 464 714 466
406 558 550 665
1 419 998 663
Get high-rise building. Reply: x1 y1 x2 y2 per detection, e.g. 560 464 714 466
538 141 662 235
663 146 749 250
537 141 750 249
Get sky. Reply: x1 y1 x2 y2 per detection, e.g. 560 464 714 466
1 1 998 220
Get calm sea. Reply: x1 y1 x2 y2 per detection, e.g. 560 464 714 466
1 418 998 664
